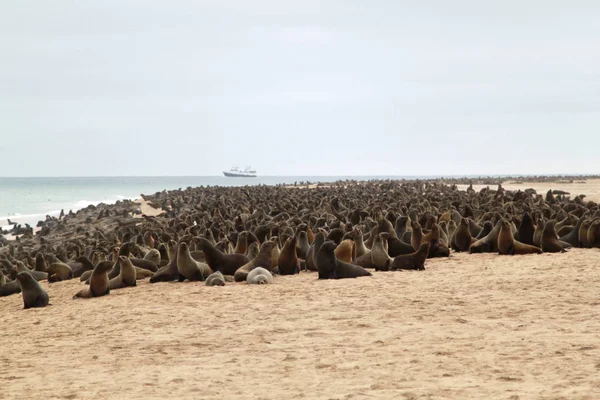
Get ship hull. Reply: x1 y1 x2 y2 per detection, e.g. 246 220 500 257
223 172 257 178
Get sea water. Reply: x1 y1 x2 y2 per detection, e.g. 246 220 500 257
0 175 414 230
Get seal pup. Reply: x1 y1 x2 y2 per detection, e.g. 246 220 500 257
73 261 113 299
234 241 276 282
497 219 542 255
17 271 49 309
390 242 429 270
109 256 137 289
316 241 372 279
205 271 226 286
246 267 274 285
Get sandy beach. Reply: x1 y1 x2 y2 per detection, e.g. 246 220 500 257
1 250 600 399
2 178 600 399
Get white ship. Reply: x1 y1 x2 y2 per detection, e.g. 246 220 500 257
223 166 257 178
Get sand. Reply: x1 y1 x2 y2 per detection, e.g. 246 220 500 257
3 180 600 399
2 249 600 399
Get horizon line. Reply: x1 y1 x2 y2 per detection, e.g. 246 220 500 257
1 173 600 179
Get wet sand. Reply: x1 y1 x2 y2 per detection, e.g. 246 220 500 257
2 249 600 399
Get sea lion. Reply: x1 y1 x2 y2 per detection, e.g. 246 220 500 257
234 241 276 282
560 216 585 247
73 256 95 278
144 249 162 265
15 262 47 281
410 221 423 251
371 233 392 271
497 219 542 255
390 242 429 270
452 218 474 252
46 262 73 282
109 256 137 289
334 239 355 264
578 219 593 248
316 241 372 279
587 219 600 248
205 271 226 286
73 261 113 299
194 237 249 275
16 271 49 308
246 242 259 260
541 220 567 253
149 240 181 283
305 229 327 271
469 220 502 253
532 219 545 247
296 231 309 259
177 242 211 281
134 267 155 279
518 213 535 245
130 258 158 272
246 267 274 285
34 253 47 272
277 236 300 275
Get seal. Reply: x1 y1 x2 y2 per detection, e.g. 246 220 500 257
578 219 593 248
451 218 474 252
560 216 585 247
46 262 73 282
149 240 181 283
109 256 137 289
390 242 429 270
194 237 250 275
296 231 309 259
518 213 535 245
334 239 355 264
541 220 567 253
16 270 49 308
15 262 47 281
73 260 113 299
532 219 545 247
205 271 226 286
234 241 276 282
277 236 300 275
246 267 274 284
497 219 542 255
130 258 158 272
177 242 212 281
371 233 392 271
305 229 327 271
34 253 47 272
316 241 372 279
410 221 423 251
144 249 162 265
469 220 502 253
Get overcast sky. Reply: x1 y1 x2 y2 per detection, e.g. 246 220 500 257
1 1 599 177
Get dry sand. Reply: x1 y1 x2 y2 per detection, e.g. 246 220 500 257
3 180 600 399
2 249 600 399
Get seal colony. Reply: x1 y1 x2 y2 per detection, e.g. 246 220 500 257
1 177 600 307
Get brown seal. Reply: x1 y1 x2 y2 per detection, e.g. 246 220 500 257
305 229 327 271
177 242 212 281
234 241 276 282
277 236 300 275
587 219 600 248
149 240 180 283
451 218 474 252
334 239 355 264
194 237 250 275
469 220 502 253
109 256 137 289
390 242 429 270
498 219 542 255
73 261 113 299
371 233 392 271
517 213 535 245
540 220 566 253
316 241 372 279
410 221 423 251
46 262 73 282
15 262 47 281
34 253 47 272
17 271 49 308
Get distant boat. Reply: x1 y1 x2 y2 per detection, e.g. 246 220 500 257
223 166 257 178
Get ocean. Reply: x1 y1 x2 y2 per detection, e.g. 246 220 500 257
0 176 413 231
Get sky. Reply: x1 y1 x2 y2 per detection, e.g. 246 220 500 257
1 0 599 177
